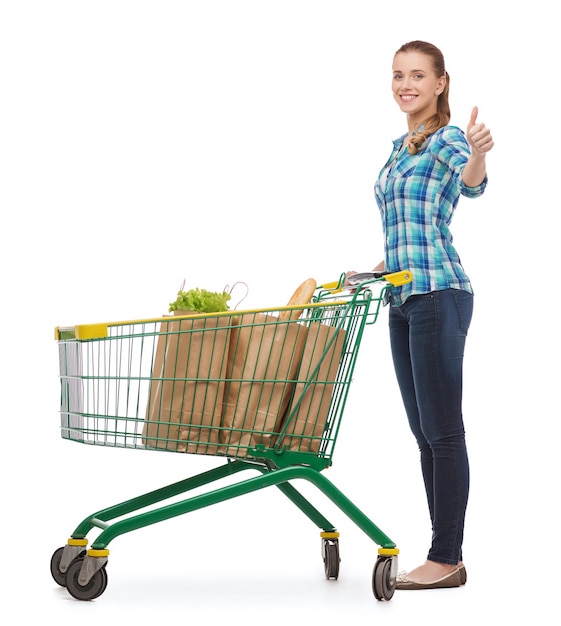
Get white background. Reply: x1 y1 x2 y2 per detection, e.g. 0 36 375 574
1 1 558 623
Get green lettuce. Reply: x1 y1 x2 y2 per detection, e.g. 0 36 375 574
169 287 231 313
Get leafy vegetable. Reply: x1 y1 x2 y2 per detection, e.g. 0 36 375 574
169 287 231 313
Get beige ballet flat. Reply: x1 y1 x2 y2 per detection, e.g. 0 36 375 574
396 568 463 590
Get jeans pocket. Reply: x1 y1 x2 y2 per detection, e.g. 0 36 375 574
451 289 474 333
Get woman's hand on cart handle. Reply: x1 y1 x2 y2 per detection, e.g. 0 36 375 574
344 261 384 289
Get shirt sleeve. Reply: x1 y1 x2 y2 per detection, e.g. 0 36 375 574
430 126 488 198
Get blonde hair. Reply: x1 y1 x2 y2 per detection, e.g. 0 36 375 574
395 40 451 154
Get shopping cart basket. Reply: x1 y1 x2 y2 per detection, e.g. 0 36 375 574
50 270 411 601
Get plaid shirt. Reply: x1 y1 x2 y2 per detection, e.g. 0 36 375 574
375 125 487 306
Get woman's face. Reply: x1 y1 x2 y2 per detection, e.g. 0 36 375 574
392 51 445 124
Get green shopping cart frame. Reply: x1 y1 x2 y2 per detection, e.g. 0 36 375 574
50 271 411 601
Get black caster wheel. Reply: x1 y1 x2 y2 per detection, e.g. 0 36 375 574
322 537 340 580
372 556 395 601
65 558 109 601
50 546 85 587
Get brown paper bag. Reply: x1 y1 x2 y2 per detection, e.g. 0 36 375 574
143 312 231 454
279 323 346 454
219 313 308 456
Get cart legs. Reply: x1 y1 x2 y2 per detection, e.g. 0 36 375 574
51 461 398 601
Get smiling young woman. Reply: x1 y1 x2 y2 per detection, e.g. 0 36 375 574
362 40 494 590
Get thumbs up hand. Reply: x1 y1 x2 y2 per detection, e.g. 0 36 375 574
466 106 494 155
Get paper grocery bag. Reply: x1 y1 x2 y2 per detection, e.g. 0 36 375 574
279 322 346 454
143 312 231 454
219 313 308 456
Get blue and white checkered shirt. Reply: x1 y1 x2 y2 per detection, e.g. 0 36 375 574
375 125 487 306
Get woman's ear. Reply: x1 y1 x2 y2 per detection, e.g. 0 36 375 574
436 75 446 95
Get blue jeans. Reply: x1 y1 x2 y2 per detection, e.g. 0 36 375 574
389 288 473 565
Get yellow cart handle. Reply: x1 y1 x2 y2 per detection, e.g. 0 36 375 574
380 270 412 287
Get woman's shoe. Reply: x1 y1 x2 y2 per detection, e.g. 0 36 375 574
396 568 463 590
457 564 467 585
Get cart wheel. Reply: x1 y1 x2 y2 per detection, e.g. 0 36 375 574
322 537 340 580
50 546 85 587
372 556 395 601
65 558 108 601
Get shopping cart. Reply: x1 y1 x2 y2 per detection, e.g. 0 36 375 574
50 270 411 602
